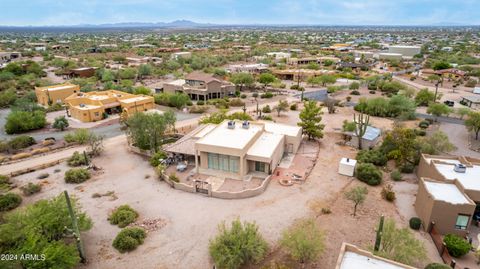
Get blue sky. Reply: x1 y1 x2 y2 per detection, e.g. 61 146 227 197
1 0 479 26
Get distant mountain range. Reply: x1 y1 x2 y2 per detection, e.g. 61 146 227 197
0 20 478 29
0 20 213 28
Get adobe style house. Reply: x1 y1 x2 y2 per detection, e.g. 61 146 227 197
65 67 96 78
35 83 80 106
335 243 417 269
165 120 302 179
415 154 480 235
163 71 235 101
65 90 154 122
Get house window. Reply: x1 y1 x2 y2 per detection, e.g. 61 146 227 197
455 214 470 230
94 112 99 117
207 153 238 173
255 162 265 172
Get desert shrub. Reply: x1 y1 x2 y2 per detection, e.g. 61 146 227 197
424 263 452 269
67 151 89 167
42 139 55 146
7 135 36 150
390 170 403 181
31 147 50 155
108 205 139 228
112 227 146 253
11 152 32 160
260 92 274 99
369 90 376 94
5 110 46 134
290 103 297 111
356 149 387 166
409 217 422 230
64 128 91 144
465 79 477 88
280 218 324 264
197 100 205 105
262 105 271 113
149 151 167 167
355 163 382 186
400 163 415 173
444 234 471 258
21 182 42 196
37 173 49 179
0 192 22 211
240 94 247 99
209 219 268 269
346 96 352 102
189 105 209 114
418 120 430 129
229 98 245 107
350 90 360 95
64 168 91 184
414 129 426 136
381 185 396 202
169 173 179 183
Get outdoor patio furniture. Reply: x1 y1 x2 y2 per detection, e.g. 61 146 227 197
176 163 187 172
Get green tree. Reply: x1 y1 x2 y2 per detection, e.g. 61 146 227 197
419 131 456 154
169 93 190 109
298 101 325 140
375 219 427 266
126 111 176 152
456 107 470 120
415 88 435 106
432 61 451 70
344 186 368 217
0 194 92 269
0 89 17 108
466 111 480 140
380 126 420 167
427 103 452 121
318 74 336 86
133 86 152 95
101 70 115 82
209 219 268 269
53 116 69 131
280 218 325 264
230 72 254 91
274 100 289 116
137 64 152 80
349 82 360 90
258 73 276 88
5 110 46 134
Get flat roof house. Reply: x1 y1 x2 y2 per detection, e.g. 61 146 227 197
163 71 235 101
175 120 303 179
65 90 154 122
416 154 480 235
335 243 417 269
35 83 80 106
415 178 475 236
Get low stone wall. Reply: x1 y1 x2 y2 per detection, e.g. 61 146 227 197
128 143 271 199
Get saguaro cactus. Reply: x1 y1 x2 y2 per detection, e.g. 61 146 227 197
354 113 370 150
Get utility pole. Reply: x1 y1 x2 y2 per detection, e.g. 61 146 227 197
374 215 384 252
434 81 440 103
64 190 86 263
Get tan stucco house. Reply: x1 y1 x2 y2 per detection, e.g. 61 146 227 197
335 243 417 269
65 90 154 122
415 154 480 235
163 71 235 101
35 83 80 106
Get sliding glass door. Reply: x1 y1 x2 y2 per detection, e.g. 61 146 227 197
207 153 239 173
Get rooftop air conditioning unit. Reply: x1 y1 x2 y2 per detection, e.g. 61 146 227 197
242 121 250 129
454 164 467 173
227 120 235 129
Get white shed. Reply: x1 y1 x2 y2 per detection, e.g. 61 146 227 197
339 158 357 177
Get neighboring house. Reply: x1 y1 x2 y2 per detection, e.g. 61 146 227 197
163 71 235 101
345 126 381 149
415 177 475 236
460 95 480 109
378 53 403 61
387 45 421 58
171 51 192 60
65 90 154 122
66 67 96 78
165 120 302 179
272 69 334 81
266 52 291 60
35 83 80 106
416 154 480 235
335 243 417 269
0 51 21 65
226 63 268 74
422 68 467 80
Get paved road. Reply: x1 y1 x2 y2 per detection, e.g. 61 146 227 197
0 135 126 175
415 113 465 125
